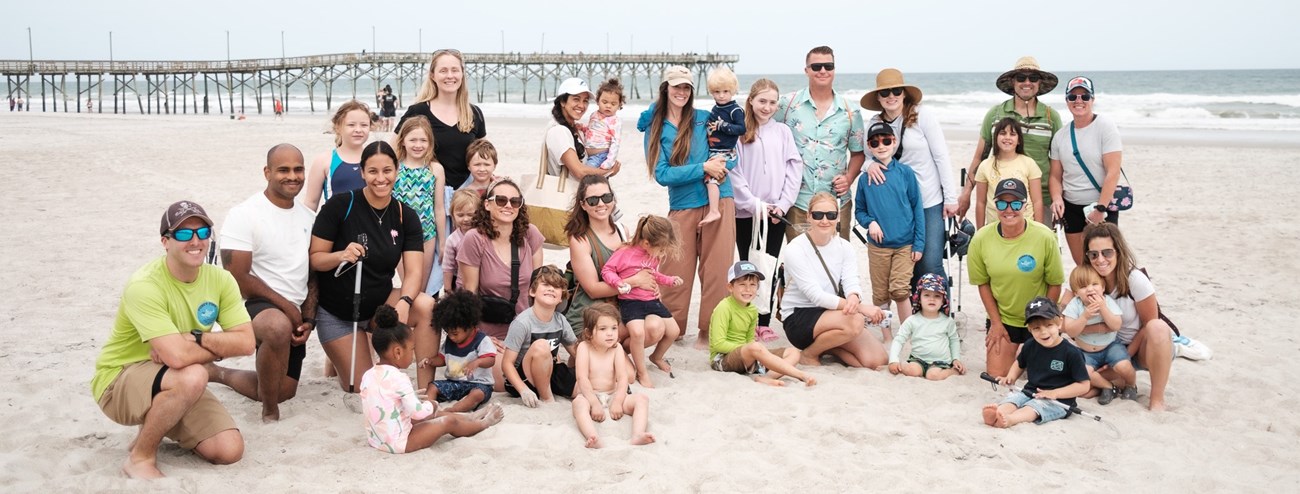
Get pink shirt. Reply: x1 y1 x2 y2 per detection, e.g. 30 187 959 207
601 244 675 301
457 225 544 339
583 111 621 169
360 364 435 454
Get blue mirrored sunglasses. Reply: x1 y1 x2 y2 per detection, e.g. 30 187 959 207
170 226 212 241
994 200 1025 211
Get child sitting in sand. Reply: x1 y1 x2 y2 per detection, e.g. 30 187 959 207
709 261 817 387
1062 265 1136 405
887 273 965 380
982 297 1089 428
502 265 580 407
583 78 624 170
461 139 501 193
571 303 655 448
601 215 684 388
422 290 497 412
360 305 503 454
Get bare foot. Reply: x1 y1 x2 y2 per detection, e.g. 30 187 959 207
121 457 164 479
753 376 787 387
799 355 823 367
637 375 656 389
630 432 656 446
650 357 673 375
261 403 281 423
699 210 721 229
692 338 708 351
478 404 505 426
585 435 603 449
1149 399 1167 412
801 374 818 387
981 404 1000 427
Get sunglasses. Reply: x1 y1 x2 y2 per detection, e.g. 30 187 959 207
169 226 212 242
868 136 895 149
994 200 1025 211
1014 73 1042 83
878 87 904 98
583 192 615 207
1066 94 1093 102
810 210 839 221
488 195 523 208
809 62 835 72
1085 248 1116 261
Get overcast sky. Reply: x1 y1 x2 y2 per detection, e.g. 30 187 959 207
2 0 1297 73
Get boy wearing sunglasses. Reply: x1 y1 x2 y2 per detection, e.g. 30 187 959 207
854 122 925 336
91 200 256 478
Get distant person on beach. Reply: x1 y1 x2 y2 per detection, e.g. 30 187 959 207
960 57 1061 220
304 100 372 211
641 65 736 349
582 77 625 171
392 115 445 388
1050 76 1124 266
209 144 317 422
396 49 486 189
378 85 398 132
88 97 95 112
709 261 817 387
17 96 23 111
8 96 13 111
91 200 256 479
571 302 655 448
273 98 283 120
775 46 865 241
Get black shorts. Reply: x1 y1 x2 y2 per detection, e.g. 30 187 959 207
380 108 396 118
245 298 307 381
986 318 1030 344
1061 200 1119 234
505 362 576 400
618 299 673 324
782 307 827 350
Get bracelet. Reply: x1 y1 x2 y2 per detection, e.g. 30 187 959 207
399 295 414 306
302 317 316 326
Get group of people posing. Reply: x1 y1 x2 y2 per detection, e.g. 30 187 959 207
92 46 1178 478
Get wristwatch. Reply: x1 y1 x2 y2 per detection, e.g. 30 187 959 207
190 329 204 347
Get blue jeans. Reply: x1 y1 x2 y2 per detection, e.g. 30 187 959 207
911 204 948 287
1083 340 1131 369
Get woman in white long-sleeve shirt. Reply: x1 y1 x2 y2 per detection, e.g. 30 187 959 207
779 192 887 368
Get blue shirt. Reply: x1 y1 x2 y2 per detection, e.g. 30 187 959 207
643 108 737 211
708 101 745 152
853 158 925 251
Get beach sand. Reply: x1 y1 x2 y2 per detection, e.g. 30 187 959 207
1 110 1297 491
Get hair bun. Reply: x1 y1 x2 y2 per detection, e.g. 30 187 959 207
373 304 399 328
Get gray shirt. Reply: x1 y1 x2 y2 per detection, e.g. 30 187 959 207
1049 113 1123 205
504 307 576 367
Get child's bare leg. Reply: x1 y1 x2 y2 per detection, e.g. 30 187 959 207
648 316 678 375
624 320 654 388
1086 365 1113 390
700 181 721 226
899 362 926 377
890 298 909 340
624 393 655 446
492 356 506 392
444 388 486 413
403 404 504 453
1113 360 1137 388
571 395 602 449
924 366 959 381
523 340 557 401
748 343 816 386
1000 405 1040 428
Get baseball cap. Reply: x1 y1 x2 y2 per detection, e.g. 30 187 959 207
1065 76 1094 95
727 261 765 283
1024 296 1062 324
160 200 213 236
556 77 594 98
994 178 1028 201
662 66 694 87
867 122 895 139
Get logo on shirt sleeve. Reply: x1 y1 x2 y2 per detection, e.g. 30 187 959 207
197 301 219 326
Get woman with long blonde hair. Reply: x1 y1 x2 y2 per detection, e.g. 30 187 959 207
395 49 486 189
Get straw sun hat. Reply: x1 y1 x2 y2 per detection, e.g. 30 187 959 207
995 56 1059 96
860 68 922 111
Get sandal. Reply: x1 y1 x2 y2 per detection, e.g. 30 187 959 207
756 325 778 342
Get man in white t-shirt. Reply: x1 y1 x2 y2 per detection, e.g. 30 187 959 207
213 143 318 422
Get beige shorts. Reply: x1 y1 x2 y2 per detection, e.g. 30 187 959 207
868 244 914 305
712 346 788 374
97 361 237 450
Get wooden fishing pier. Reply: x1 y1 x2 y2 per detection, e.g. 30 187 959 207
0 52 738 115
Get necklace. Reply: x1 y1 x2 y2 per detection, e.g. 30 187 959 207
370 200 390 226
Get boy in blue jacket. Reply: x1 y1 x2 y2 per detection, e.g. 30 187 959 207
854 122 924 335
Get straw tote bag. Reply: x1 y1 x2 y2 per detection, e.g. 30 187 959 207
522 141 577 247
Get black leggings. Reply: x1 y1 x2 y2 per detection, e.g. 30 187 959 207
735 216 786 326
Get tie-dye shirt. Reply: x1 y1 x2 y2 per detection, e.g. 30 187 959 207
775 88 865 210
361 364 436 454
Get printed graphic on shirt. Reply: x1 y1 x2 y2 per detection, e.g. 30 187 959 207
1050 359 1065 371
1017 254 1037 272
197 301 218 326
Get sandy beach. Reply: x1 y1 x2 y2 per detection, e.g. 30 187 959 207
1 109 1298 492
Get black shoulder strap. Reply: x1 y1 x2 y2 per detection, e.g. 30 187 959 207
806 233 845 297
509 238 521 305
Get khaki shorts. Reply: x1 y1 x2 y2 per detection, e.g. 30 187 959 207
785 202 853 241
868 244 914 305
97 361 237 450
712 345 788 374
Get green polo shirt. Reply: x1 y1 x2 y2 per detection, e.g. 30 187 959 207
979 99 1062 203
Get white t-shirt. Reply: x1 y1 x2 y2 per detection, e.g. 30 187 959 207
1049 113 1123 205
221 192 316 306
544 122 579 176
778 234 864 319
1110 269 1156 344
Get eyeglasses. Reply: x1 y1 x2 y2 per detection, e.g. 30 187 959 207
878 87 904 98
169 226 212 242
1066 94 1093 102
1085 249 1116 261
994 200 1025 211
810 210 839 221
583 192 615 207
1014 73 1042 83
488 195 523 208
868 136 895 149
809 62 835 72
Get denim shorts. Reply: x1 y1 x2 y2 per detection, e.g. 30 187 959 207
1001 391 1069 424
316 307 367 344
432 380 493 405
1082 340 1131 369
584 151 609 167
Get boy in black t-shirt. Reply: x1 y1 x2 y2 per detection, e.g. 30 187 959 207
982 296 1089 428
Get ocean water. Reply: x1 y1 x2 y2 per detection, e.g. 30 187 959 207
7 69 1299 132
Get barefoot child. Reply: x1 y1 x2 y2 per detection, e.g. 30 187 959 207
601 215 684 388
709 261 817 387
360 305 504 454
982 297 1089 429
502 265 580 407
422 290 496 412
703 67 745 226
441 189 482 294
583 78 625 170
572 303 655 448
460 139 500 193
1062 265 1135 405
854 122 924 332
887 273 965 380
974 117 1043 227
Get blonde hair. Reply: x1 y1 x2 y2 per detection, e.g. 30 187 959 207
414 50 477 133
706 67 738 92
331 101 371 147
1069 265 1104 293
449 188 481 215
394 115 435 166
741 78 779 144
630 215 680 261
808 191 839 212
